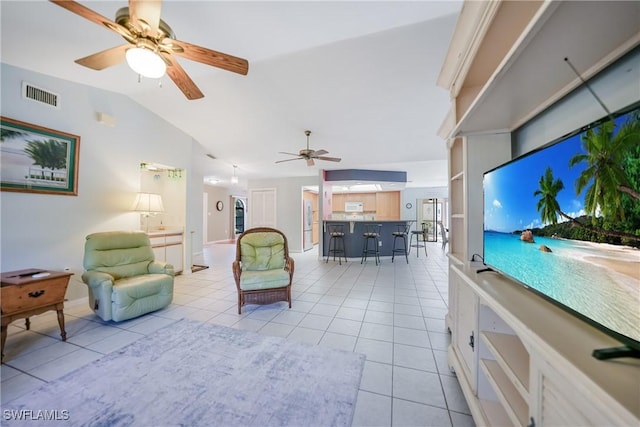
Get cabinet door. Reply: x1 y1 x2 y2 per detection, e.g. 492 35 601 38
375 191 400 220
165 244 183 273
453 273 478 390
152 246 165 263
332 194 346 212
362 193 377 211
532 357 630 426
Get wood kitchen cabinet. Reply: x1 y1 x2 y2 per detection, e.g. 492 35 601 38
375 191 400 220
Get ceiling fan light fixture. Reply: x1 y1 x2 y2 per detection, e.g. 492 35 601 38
126 47 166 78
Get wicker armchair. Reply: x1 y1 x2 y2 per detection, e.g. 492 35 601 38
232 227 294 314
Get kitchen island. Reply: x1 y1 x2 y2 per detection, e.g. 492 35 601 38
323 220 415 259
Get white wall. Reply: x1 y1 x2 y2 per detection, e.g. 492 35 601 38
247 176 317 253
401 187 448 221
1 64 201 300
203 185 247 242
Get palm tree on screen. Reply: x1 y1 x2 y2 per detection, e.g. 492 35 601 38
569 114 640 222
534 167 639 241
534 167 566 225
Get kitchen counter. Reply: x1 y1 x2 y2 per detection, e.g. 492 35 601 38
323 220 415 258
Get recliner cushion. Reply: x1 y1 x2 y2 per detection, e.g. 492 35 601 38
84 231 155 279
239 269 290 291
240 232 286 271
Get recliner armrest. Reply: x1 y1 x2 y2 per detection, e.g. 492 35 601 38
82 271 114 288
149 261 175 276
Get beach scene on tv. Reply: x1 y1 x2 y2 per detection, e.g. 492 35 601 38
483 107 640 345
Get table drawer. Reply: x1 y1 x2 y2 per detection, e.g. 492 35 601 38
1 277 68 313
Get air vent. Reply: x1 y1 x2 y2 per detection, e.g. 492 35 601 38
22 82 60 109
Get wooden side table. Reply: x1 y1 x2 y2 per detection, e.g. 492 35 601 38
1 268 72 362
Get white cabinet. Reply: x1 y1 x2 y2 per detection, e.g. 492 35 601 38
448 264 640 426
449 270 478 394
440 1 640 426
148 230 184 274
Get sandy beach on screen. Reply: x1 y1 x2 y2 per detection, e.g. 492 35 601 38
578 241 640 281
584 256 640 280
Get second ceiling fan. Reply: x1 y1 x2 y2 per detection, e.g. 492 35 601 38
276 130 342 166
50 0 249 100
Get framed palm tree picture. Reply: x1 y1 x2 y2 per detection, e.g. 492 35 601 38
1 117 80 195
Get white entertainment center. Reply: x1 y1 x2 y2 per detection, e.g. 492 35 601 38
439 2 640 425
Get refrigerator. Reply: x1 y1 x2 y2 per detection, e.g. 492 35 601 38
303 200 313 251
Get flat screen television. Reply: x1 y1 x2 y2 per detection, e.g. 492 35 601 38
483 102 640 360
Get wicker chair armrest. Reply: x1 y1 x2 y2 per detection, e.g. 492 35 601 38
285 256 295 277
232 260 242 288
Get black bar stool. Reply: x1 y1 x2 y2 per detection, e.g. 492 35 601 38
361 224 381 265
409 222 428 257
391 222 410 263
326 224 347 265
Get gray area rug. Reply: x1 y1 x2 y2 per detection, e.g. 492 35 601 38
5 319 365 426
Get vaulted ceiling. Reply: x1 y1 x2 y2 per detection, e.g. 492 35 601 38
0 1 462 188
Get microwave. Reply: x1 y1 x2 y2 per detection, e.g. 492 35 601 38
344 202 363 212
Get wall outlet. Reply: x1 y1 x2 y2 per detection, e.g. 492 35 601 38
378 241 382 247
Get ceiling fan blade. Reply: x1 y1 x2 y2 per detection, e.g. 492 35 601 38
170 39 249 75
307 158 315 166
316 156 342 162
278 151 302 156
50 0 133 40
313 149 328 156
275 157 303 164
75 45 128 70
129 0 162 38
165 58 204 100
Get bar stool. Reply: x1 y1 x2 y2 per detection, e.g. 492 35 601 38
409 222 428 257
361 224 381 265
326 224 347 265
391 222 410 263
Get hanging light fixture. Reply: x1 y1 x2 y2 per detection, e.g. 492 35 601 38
231 165 239 184
126 40 166 79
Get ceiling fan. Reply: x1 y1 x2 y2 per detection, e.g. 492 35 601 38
276 130 342 166
50 0 248 100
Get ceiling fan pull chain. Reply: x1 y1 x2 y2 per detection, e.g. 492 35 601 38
137 74 141 83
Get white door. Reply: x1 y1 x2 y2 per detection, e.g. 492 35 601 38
248 188 276 228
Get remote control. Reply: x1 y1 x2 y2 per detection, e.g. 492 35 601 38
31 272 51 278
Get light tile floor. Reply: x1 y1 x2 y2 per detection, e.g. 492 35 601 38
1 241 474 427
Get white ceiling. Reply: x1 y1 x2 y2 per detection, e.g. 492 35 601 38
0 1 462 188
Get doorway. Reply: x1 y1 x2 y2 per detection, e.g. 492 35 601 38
233 197 246 235
416 198 444 242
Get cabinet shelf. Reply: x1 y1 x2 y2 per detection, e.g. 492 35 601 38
480 359 528 427
478 399 511 427
481 331 529 400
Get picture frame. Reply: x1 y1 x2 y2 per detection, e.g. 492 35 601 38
1 117 80 196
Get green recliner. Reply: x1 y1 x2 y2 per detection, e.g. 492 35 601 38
82 231 174 322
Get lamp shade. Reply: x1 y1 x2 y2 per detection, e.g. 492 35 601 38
126 47 166 79
133 193 164 213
